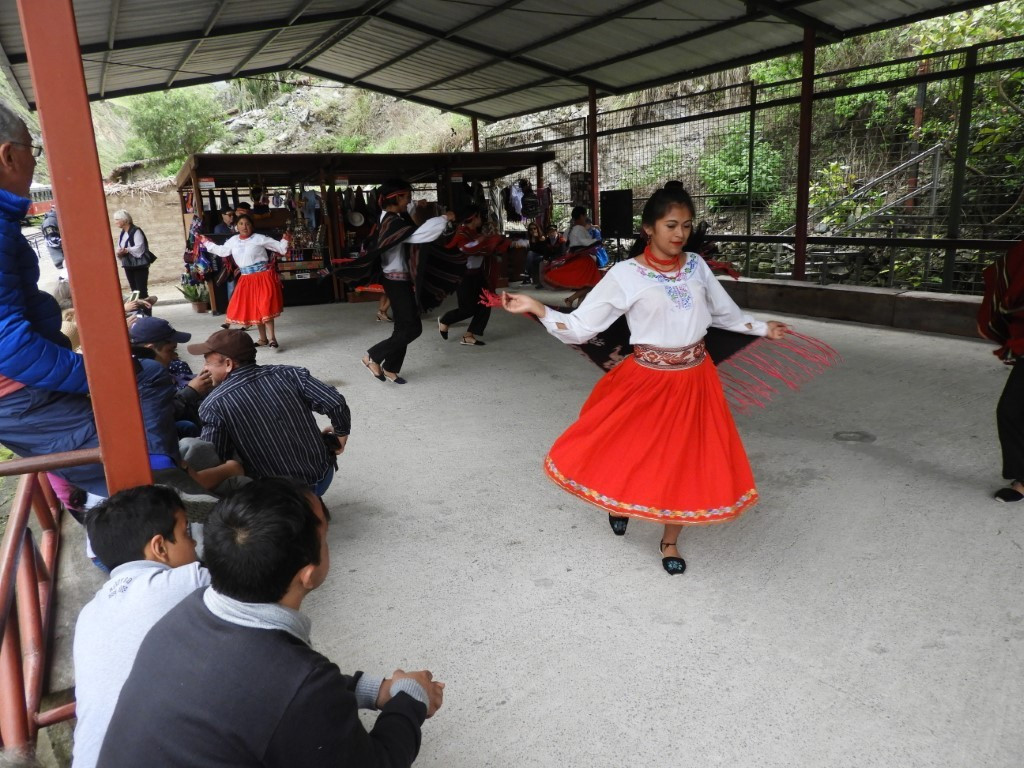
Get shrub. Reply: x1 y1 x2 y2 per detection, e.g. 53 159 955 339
698 124 783 210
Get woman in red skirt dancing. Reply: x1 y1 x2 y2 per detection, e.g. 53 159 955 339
198 214 290 349
503 187 788 574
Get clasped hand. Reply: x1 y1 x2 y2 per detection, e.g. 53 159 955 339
377 669 445 717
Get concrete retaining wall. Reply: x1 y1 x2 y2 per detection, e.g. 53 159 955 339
718 277 982 338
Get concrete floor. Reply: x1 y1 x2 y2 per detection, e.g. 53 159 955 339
46 286 1023 767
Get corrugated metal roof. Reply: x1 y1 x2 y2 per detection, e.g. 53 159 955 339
0 0 1001 120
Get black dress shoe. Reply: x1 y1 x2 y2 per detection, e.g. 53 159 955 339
660 542 686 575
994 486 1024 502
608 514 628 536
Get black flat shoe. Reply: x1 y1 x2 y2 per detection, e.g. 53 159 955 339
608 514 628 536
995 486 1024 502
660 542 686 575
437 318 449 340
383 371 407 384
361 356 385 381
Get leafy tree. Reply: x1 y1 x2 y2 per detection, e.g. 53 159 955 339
119 86 225 165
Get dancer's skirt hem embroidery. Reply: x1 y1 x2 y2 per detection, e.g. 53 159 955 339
545 455 758 524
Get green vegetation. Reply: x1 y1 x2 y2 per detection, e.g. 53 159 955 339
697 125 783 210
177 283 209 302
118 86 226 169
619 148 682 196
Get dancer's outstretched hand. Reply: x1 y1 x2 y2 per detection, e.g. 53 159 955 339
501 291 546 318
765 321 789 340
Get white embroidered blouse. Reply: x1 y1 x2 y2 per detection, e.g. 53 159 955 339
538 254 767 347
202 234 289 269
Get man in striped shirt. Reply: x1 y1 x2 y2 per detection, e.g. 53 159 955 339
188 330 349 495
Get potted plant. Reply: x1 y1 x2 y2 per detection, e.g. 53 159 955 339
177 283 210 313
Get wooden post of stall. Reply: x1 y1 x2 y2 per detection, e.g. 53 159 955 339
319 175 340 301
471 117 480 153
17 0 151 491
792 26 816 282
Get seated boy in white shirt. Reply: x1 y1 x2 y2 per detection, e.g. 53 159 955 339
71 485 210 768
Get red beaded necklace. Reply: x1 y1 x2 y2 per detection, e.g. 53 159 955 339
643 245 681 273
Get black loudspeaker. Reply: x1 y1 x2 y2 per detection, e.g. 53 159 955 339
599 189 633 238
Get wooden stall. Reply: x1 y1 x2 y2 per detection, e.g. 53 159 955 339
175 151 555 311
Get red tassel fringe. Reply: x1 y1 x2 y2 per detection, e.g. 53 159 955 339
718 331 842 413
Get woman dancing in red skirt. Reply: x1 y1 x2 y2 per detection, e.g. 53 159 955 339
198 214 289 349
503 187 788 574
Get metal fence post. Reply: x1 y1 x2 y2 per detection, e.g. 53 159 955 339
944 48 978 291
745 84 757 276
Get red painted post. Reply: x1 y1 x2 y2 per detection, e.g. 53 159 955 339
16 0 152 491
792 26 816 281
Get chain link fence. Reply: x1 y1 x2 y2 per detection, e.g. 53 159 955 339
483 36 1024 295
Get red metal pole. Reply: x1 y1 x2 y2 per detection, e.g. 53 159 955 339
471 117 480 153
588 86 599 225
0 607 29 747
17 0 152 492
792 26 816 282
16 533 43 742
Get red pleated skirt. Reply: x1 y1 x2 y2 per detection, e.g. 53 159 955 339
226 269 283 326
544 355 758 524
541 252 603 290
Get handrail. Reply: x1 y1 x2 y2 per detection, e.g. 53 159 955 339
0 455 98 748
0 447 102 478
777 143 945 237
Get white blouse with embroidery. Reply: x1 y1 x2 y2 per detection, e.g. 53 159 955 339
538 254 767 347
202 234 290 269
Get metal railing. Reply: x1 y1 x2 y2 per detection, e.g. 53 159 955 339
0 450 98 749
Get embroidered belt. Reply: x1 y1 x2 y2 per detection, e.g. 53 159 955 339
383 271 411 281
633 340 706 370
239 263 269 275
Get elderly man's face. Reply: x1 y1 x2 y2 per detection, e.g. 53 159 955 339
0 122 36 198
202 352 234 386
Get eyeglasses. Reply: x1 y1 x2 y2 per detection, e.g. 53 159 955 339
11 141 43 158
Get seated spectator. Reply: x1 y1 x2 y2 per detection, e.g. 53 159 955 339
129 316 212 436
72 485 209 768
522 224 565 286
189 330 350 495
0 100 107 499
98 478 444 767
213 207 235 236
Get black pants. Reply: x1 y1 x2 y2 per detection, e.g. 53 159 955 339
123 266 149 297
440 271 490 337
998 361 1024 481
367 279 421 374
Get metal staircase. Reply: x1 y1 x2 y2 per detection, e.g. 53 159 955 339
772 144 944 284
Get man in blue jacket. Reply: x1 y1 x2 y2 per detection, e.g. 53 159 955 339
0 101 107 497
